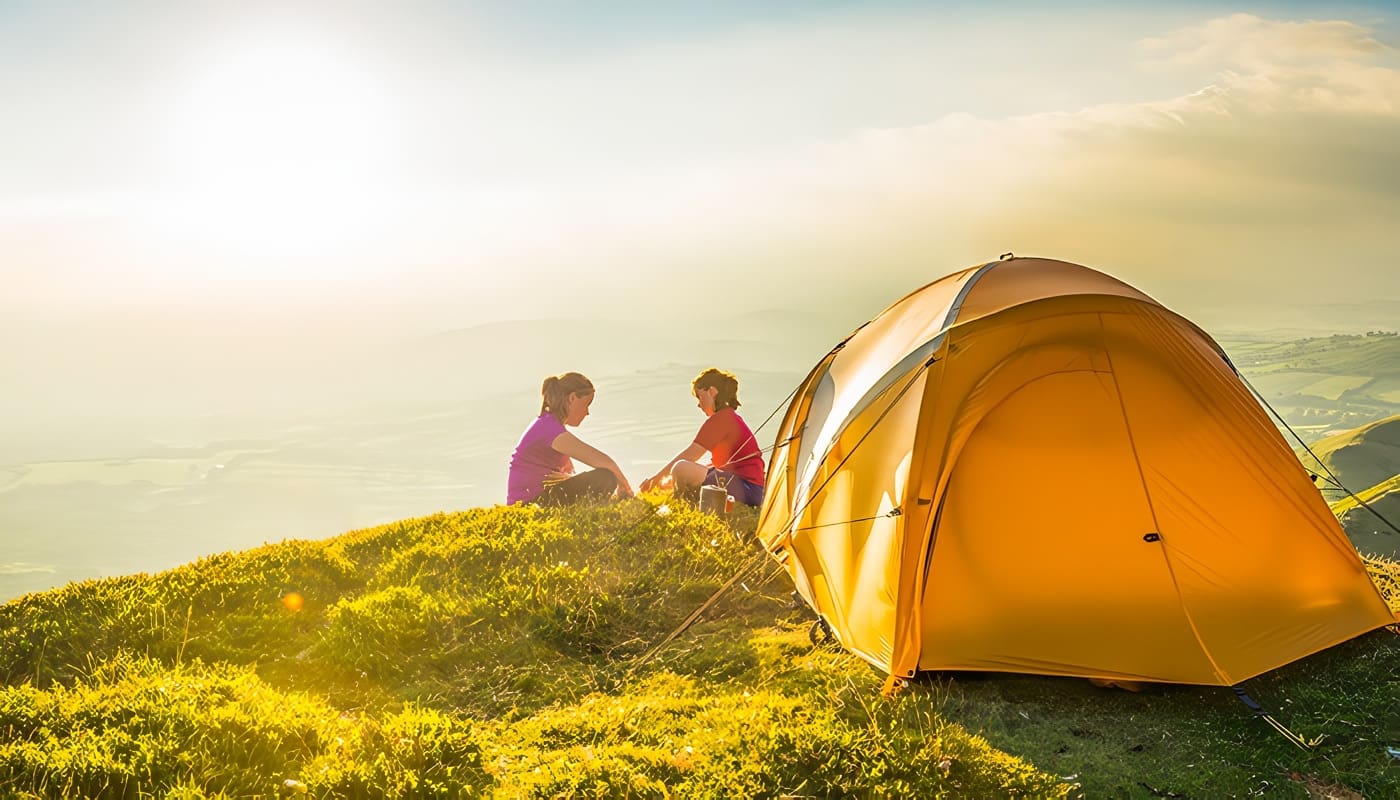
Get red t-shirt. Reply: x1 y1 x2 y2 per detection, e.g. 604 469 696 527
694 408 766 486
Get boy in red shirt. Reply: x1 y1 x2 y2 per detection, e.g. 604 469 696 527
640 368 766 506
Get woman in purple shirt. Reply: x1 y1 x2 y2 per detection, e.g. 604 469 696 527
507 372 634 506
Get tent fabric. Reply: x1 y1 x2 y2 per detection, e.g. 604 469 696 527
757 256 1397 686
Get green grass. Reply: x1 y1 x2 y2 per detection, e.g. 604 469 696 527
1306 415 1400 466
1331 474 1400 517
0 652 491 798
1 499 1396 798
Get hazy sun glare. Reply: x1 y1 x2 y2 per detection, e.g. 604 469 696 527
4 4 1399 320
157 30 397 267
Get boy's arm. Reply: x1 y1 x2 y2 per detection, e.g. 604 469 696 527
641 442 707 491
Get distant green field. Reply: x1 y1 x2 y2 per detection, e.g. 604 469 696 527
1243 371 1335 395
1222 333 1400 440
1297 375 1372 400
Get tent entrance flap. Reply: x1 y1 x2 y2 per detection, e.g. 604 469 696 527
919 364 1220 683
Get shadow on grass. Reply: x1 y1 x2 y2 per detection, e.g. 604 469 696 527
907 631 1399 799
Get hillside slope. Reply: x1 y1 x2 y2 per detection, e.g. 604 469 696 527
1308 414 1400 492
1301 414 1400 558
1330 473 1400 559
0 502 1067 798
1 501 1397 798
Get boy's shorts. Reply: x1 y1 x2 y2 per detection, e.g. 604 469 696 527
703 467 765 506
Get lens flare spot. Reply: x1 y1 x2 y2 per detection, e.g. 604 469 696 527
281 592 305 612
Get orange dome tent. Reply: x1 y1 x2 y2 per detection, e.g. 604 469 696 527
757 256 1397 686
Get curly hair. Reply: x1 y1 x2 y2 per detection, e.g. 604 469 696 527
692 367 741 410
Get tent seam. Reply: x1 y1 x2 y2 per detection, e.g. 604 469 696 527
1096 311 1233 685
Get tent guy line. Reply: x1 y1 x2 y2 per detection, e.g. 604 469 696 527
1237 369 1400 539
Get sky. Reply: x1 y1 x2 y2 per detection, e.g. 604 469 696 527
3 0 1400 339
4 1 1400 594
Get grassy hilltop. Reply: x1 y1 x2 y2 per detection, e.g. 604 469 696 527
1 498 1398 798
1308 416 1400 493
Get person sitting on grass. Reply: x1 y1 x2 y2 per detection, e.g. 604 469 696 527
638 367 766 506
507 371 634 506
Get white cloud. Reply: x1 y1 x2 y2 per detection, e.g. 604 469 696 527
314 16 1400 322
0 562 55 576
1139 13 1400 113
5 10 1400 330
1140 13 1389 70
530 12 1400 318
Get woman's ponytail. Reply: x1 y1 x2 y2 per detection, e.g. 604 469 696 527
540 376 559 416
541 372 594 420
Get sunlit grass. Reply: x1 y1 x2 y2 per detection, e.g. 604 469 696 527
1332 475 1400 517
1362 553 1400 615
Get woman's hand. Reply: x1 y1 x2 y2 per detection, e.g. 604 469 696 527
615 471 636 499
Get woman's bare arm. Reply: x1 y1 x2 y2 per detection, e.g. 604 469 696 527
551 431 634 497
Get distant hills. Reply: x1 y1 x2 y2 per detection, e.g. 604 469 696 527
5 322 1399 603
1222 331 1400 436
0 308 845 601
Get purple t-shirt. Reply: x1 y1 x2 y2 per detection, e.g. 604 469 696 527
507 413 571 505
